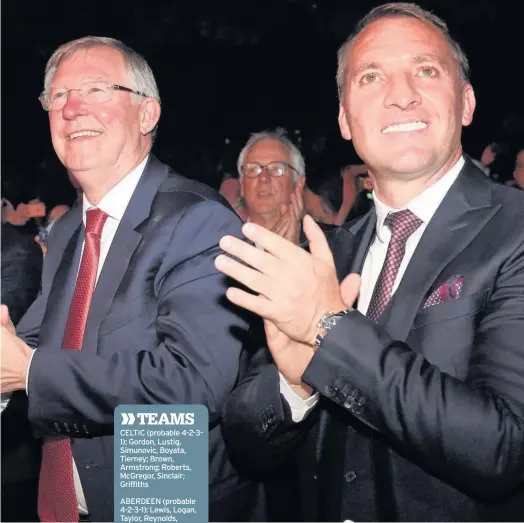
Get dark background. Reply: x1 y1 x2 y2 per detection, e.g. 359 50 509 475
2 0 523 207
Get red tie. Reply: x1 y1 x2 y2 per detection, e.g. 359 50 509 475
366 209 422 322
38 208 108 522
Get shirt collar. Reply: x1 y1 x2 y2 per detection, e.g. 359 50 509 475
82 155 149 223
373 156 465 242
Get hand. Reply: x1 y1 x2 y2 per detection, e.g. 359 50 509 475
1 305 16 335
0 321 33 393
2 199 29 226
34 235 48 256
264 319 314 398
264 271 361 397
215 215 346 345
270 184 305 245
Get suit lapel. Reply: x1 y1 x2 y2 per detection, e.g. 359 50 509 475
81 155 168 352
378 161 500 341
39 205 84 350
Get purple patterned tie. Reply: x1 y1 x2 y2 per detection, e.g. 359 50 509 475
367 209 422 322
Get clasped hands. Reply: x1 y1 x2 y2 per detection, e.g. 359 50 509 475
215 215 360 397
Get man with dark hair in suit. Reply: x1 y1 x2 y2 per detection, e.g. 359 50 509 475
1 209 43 522
216 2 524 521
0 36 258 522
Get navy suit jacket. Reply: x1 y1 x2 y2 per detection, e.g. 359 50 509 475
1 223 43 488
223 159 524 521
15 155 259 521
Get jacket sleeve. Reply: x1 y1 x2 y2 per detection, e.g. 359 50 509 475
222 326 318 470
26 200 250 437
302 237 524 500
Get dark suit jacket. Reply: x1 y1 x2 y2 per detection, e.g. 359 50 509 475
1 223 43 325
1 223 43 488
14 155 261 522
222 159 524 521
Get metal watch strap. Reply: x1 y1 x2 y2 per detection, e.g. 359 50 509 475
314 309 349 350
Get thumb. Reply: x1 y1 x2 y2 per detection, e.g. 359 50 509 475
263 319 279 339
0 304 15 333
1 304 11 326
303 215 334 266
340 273 361 308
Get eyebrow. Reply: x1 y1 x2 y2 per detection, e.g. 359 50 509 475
412 53 448 71
350 53 448 79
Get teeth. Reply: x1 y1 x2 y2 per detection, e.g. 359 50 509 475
69 130 101 139
382 121 427 134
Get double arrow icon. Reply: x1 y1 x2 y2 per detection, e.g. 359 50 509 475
121 413 136 425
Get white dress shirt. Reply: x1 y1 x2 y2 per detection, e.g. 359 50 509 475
15 155 148 514
280 156 465 422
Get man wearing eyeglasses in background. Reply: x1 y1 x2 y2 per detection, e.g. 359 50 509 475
238 129 306 245
0 36 262 522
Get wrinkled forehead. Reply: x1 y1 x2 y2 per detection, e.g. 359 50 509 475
51 46 129 87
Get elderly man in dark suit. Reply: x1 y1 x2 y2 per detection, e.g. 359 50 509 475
1 217 43 522
216 3 524 521
0 36 259 522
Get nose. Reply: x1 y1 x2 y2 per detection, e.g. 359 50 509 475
384 71 422 110
258 168 271 183
61 90 89 120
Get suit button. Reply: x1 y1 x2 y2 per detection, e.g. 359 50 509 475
325 385 336 397
344 471 357 483
351 403 364 415
343 399 354 410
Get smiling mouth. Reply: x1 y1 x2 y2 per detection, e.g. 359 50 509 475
68 130 102 140
381 121 428 134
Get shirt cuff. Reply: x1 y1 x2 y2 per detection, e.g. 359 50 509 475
279 372 319 423
26 349 36 396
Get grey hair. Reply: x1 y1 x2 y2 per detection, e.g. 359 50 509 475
237 128 306 182
336 2 470 101
43 36 160 138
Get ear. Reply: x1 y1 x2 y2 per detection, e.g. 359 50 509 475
338 104 352 140
461 84 476 127
297 176 306 190
139 98 161 136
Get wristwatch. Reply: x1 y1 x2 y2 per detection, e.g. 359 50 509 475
314 310 349 350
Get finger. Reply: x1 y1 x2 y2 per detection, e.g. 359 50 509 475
263 319 280 340
295 185 305 216
225 287 276 321
273 215 291 238
290 193 301 222
215 254 274 297
239 222 304 261
218 235 280 276
340 273 361 308
271 213 290 235
303 215 335 266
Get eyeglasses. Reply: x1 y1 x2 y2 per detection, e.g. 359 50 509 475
39 81 148 111
241 162 299 178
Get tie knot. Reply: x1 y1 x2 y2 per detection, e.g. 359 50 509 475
85 208 108 236
384 209 422 241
